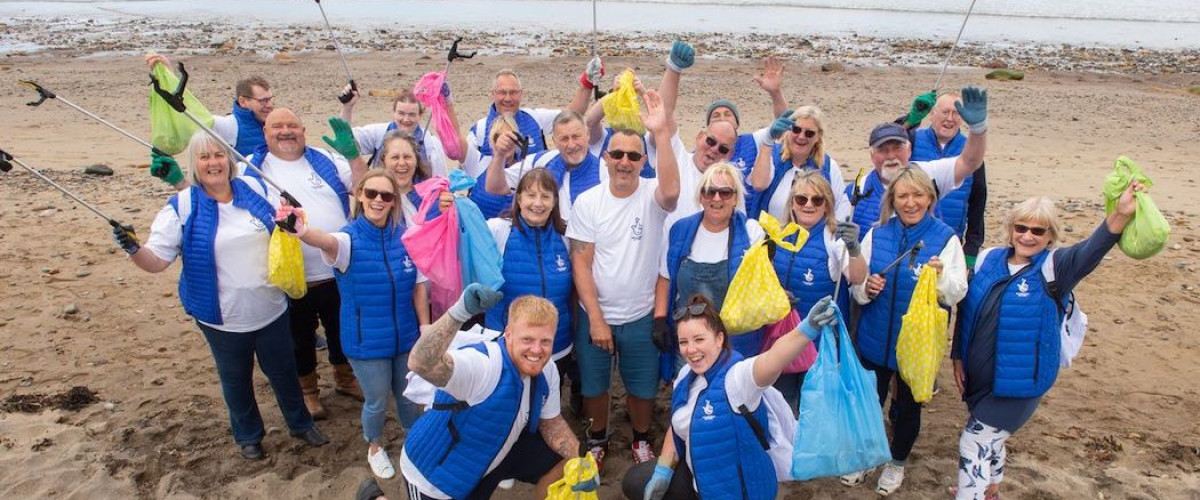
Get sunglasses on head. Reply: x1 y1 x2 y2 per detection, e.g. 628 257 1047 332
607 150 644 162
701 186 736 201
790 126 817 139
1013 223 1048 236
793 194 825 207
362 188 396 203
704 135 731 155
672 302 711 321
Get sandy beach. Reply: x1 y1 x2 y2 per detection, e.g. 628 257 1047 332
1 20 1199 500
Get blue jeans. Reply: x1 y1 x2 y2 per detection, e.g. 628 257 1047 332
197 313 314 446
348 352 423 443
574 309 660 400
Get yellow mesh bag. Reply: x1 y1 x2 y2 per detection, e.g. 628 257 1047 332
601 70 645 135
895 265 948 403
268 227 307 299
545 452 600 500
720 213 809 335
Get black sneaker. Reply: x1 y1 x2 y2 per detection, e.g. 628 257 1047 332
292 426 329 446
240 443 265 460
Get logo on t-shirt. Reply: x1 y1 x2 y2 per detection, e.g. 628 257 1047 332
630 217 644 241
1016 278 1030 297
701 399 715 421
555 254 568 272
308 171 326 190
248 213 267 232
803 268 815 285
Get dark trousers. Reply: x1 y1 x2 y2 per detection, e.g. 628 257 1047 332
405 430 562 500
288 280 346 375
621 460 698 500
197 313 315 446
861 357 921 462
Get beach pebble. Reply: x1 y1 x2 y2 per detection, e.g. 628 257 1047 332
38 208 56 217
1171 243 1182 250
41 266 58 274
64 303 79 315
821 61 844 73
19 378 32 387
1064 224 1074 233
74 269 92 278
1177 261 1189 270
84 164 113 176
103 402 116 411
29 204 55 212
1113 318 1125 324
986 68 1025 81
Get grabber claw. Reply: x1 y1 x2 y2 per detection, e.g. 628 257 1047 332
0 148 13 172
149 62 191 113
277 192 302 232
447 37 477 62
18 80 56 107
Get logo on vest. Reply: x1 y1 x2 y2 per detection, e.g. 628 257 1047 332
555 254 568 272
912 262 924 281
402 255 414 271
1016 278 1030 297
248 213 267 232
307 172 326 190
630 217 644 241
701 399 715 421
803 268 815 285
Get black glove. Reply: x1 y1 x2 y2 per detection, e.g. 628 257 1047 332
112 224 140 255
651 317 675 353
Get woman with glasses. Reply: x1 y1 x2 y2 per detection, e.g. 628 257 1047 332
275 169 449 480
748 105 852 222
950 184 1143 500
623 293 837 500
769 171 868 413
655 162 765 357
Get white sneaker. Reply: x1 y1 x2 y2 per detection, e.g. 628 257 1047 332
840 467 872 486
367 447 396 479
498 479 516 490
875 463 905 496
631 440 656 465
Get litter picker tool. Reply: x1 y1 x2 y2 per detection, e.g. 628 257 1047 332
314 0 358 103
19 80 169 157
589 0 606 101
150 62 303 230
419 37 476 146
932 0 979 91
0 148 135 236
832 217 851 304
878 240 925 275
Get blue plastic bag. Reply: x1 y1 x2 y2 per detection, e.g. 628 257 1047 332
791 306 892 480
450 170 505 291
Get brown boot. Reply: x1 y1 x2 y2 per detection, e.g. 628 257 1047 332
333 363 364 402
299 372 327 420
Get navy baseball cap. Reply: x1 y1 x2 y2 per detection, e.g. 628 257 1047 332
868 123 909 148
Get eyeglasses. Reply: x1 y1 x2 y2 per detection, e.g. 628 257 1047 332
790 126 818 139
493 89 522 97
362 188 396 203
1013 224 1048 236
792 194 825 207
607 150 644 162
244 95 274 105
704 136 732 155
700 186 736 201
672 302 711 321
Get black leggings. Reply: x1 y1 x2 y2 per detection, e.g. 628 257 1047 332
861 356 922 462
621 460 698 500
288 281 346 375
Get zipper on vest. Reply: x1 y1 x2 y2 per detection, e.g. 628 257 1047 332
736 461 749 499
381 230 401 350
535 229 547 296
356 306 363 345
884 232 907 366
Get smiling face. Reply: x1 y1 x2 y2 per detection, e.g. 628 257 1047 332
604 132 647 196
693 121 737 170
787 117 821 161
699 170 737 227
676 317 726 376
264 108 306 160
871 140 912 184
1010 218 1053 260
392 100 422 135
931 94 963 142
381 137 419 190
357 176 396 227
193 142 233 192
790 182 828 229
518 181 555 227
552 118 589 166
505 317 555 377
891 179 932 226
492 74 523 115
237 84 274 123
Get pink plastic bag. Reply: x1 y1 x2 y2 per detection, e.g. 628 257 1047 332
413 71 464 161
402 177 460 318
760 309 818 374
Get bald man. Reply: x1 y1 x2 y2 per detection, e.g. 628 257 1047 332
242 108 368 420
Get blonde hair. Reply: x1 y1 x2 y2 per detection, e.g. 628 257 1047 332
507 295 559 328
186 131 236 183
1002 197 1061 247
695 161 745 207
488 113 519 150
349 169 403 225
878 167 938 225
780 105 826 170
788 170 837 231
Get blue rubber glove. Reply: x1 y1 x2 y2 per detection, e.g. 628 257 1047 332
769 110 795 140
570 476 599 493
643 464 673 500
799 296 836 340
955 86 988 134
666 40 694 73
322 117 361 159
150 150 184 185
440 81 451 99
448 283 503 322
112 224 140 255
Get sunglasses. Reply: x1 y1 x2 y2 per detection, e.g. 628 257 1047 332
704 136 732 155
1014 224 1048 236
672 302 711 321
362 188 396 203
701 186 736 201
793 194 825 207
607 150 644 162
790 126 817 139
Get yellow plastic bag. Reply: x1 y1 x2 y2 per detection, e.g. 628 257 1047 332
895 265 948 403
149 61 215 155
601 70 645 135
721 213 809 335
545 452 600 500
268 227 307 299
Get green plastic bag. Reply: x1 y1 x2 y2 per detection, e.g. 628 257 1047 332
1102 156 1169 259
601 70 645 135
149 63 214 155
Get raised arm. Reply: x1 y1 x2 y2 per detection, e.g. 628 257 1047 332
274 205 340 263
952 86 988 185
408 284 503 387
570 55 605 117
643 90 680 211
584 93 608 147
484 131 521 195
752 297 832 387
113 224 173 273
659 40 694 120
442 84 470 162
323 117 369 186
749 110 793 191
339 83 359 124
752 55 789 118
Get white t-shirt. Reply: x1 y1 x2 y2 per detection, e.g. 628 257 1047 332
565 179 672 324
671 358 768 478
400 341 561 499
212 114 239 147
145 196 287 333
352 122 450 177
764 156 852 223
498 150 608 222
663 134 747 241
464 107 559 177
659 219 766 278
321 232 428 284
913 157 963 200
241 148 353 282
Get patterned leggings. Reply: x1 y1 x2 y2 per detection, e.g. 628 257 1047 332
955 416 1010 500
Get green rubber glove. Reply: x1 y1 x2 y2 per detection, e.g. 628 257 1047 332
150 150 184 186
904 91 937 127
322 117 360 159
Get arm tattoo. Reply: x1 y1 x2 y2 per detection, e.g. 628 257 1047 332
409 312 465 387
539 416 581 460
568 238 592 257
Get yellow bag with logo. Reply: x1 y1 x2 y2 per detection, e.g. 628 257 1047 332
895 265 947 403
721 213 809 335
268 227 307 299
545 452 600 500
602 70 645 135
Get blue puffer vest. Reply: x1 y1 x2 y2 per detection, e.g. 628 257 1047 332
335 216 420 359
403 340 549 499
169 178 276 325
855 213 955 370
729 132 759 174
473 106 547 159
470 169 514 219
845 169 886 240
485 218 573 354
231 100 266 156
957 248 1064 398
751 148 832 219
771 219 848 314
542 151 602 204
912 128 972 238
245 146 350 217
672 350 776 500
664 211 751 319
